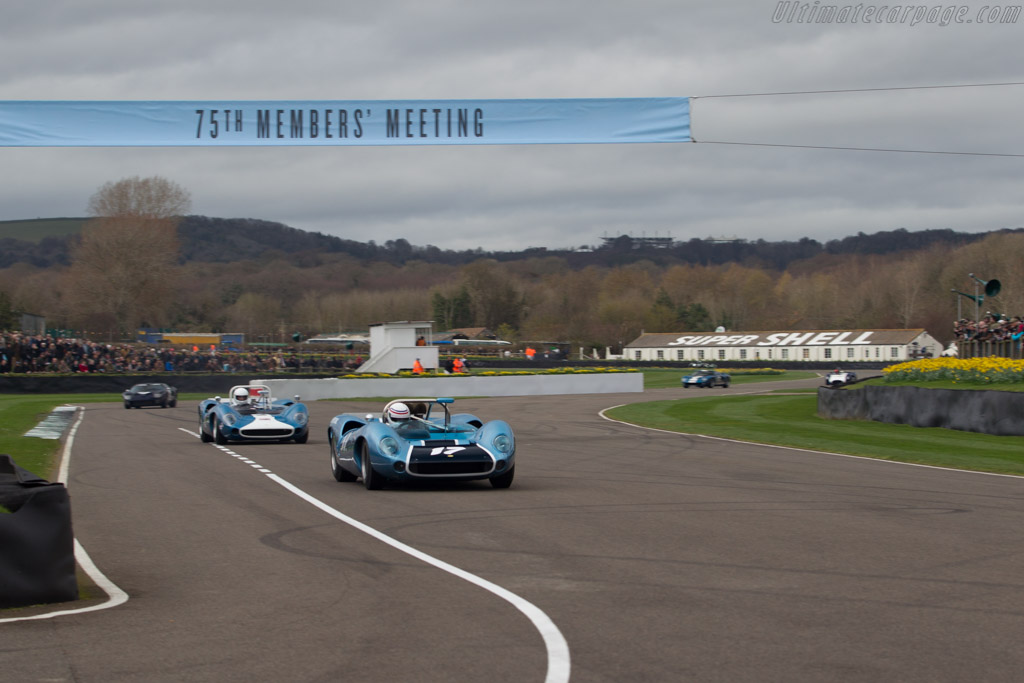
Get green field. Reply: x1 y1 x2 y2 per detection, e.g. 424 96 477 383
0 217 86 243
0 392 206 481
0 395 88 479
606 392 1024 476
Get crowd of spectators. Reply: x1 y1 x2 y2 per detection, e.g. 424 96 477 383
0 332 365 375
953 314 1024 344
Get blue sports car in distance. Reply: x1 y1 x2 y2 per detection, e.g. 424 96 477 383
328 397 516 490
198 384 309 444
681 368 731 388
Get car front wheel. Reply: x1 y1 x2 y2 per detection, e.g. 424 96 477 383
359 442 384 490
490 465 515 489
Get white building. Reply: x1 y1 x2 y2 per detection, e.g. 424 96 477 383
625 328 941 364
356 320 438 374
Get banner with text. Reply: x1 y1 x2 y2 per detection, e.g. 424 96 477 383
0 98 690 147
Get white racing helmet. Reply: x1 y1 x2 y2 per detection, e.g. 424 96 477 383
387 402 411 422
233 388 249 403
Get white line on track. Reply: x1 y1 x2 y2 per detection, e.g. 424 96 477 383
7 416 570 681
1 407 129 624
176 427 571 683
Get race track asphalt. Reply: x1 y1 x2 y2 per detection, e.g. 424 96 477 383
4 377 1024 682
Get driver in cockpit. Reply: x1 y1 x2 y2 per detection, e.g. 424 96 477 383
387 402 412 425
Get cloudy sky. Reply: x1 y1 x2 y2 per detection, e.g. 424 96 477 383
1 0 1022 251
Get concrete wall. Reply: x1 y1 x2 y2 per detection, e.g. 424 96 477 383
258 372 644 400
818 385 1024 437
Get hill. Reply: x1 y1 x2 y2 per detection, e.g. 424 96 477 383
0 217 87 242
0 216 1020 270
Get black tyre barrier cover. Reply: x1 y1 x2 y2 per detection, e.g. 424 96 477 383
818 386 1024 437
0 455 78 608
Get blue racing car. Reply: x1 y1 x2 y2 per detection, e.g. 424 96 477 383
198 384 309 444
681 368 731 388
327 397 516 490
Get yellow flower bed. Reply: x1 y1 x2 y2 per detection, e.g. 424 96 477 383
883 357 1024 384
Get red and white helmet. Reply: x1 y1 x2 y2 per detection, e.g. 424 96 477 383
387 402 410 422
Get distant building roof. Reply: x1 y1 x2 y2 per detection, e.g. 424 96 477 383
367 320 434 328
305 334 369 345
599 233 673 249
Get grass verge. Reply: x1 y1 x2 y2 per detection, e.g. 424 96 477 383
0 395 96 480
0 393 208 479
605 393 1024 476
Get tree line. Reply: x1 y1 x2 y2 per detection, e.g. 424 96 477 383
2 213 1015 271
1 176 1021 350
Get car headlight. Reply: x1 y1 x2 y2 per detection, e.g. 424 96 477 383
380 436 400 457
293 411 308 426
222 412 237 426
492 434 513 454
